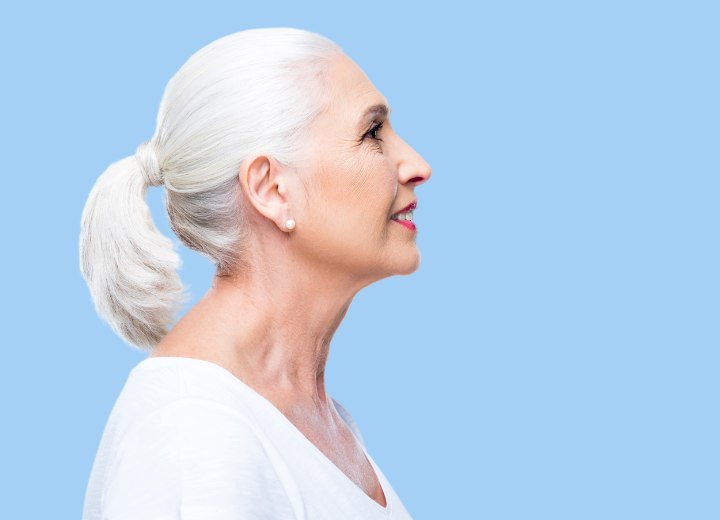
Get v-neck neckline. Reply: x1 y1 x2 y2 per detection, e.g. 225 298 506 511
139 355 393 516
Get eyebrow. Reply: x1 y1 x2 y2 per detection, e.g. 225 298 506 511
357 103 391 129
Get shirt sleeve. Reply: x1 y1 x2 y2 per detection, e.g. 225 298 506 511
102 398 296 520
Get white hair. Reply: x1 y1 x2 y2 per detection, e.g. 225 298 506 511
79 28 343 350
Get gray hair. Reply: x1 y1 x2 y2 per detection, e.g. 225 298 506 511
79 28 343 350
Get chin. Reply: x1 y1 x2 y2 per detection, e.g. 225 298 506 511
392 250 422 276
364 243 422 280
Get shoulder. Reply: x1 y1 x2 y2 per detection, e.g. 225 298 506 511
91 358 298 518
107 359 276 478
101 397 293 519
106 357 254 436
108 397 271 484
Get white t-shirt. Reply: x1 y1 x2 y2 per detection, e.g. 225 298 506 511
83 356 413 519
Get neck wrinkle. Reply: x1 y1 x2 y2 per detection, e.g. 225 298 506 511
207 261 358 411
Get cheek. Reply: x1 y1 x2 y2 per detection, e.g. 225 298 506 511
304 151 395 248
345 155 397 248
315 151 392 210
345 152 395 210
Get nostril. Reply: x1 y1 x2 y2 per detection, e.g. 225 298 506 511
409 176 425 183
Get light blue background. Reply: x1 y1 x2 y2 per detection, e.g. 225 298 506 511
1 1 718 518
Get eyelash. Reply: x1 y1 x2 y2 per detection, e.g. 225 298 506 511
363 121 384 143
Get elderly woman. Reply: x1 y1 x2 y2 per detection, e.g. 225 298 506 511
80 28 431 519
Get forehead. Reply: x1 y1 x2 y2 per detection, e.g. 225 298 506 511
326 54 390 127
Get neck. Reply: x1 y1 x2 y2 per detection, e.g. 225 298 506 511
213 272 354 401
167 250 370 414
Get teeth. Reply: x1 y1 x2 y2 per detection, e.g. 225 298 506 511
392 211 413 221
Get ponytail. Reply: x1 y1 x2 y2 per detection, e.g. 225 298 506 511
79 149 185 350
79 28 342 350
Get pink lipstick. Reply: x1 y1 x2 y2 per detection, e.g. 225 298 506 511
391 201 417 215
393 220 416 231
390 200 417 232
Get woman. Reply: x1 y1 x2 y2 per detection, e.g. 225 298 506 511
80 27 431 519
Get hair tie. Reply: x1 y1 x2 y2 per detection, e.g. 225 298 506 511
135 140 164 187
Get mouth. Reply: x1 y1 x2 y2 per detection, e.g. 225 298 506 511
390 201 417 231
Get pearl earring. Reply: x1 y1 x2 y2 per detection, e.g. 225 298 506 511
285 218 296 230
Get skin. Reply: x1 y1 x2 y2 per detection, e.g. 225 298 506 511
151 52 432 507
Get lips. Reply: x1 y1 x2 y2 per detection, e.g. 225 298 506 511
391 201 417 217
393 219 416 231
390 200 417 232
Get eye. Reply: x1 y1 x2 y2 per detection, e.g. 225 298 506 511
363 120 384 142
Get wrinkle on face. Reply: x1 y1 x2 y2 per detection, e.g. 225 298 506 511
288 52 416 278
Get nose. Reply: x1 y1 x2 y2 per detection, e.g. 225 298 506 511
396 135 432 186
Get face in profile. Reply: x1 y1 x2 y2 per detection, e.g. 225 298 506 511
292 53 432 284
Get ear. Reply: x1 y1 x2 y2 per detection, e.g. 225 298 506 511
239 155 292 231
